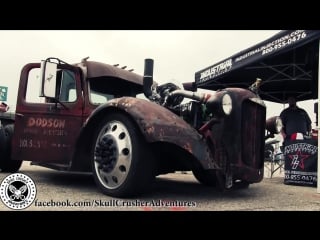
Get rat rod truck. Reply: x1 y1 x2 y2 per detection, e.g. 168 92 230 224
0 57 282 197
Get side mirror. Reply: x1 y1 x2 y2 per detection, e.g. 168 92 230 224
40 61 58 98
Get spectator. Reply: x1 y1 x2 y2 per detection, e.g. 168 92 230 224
280 96 311 141
0 102 9 112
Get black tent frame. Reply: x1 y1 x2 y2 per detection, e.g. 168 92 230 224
195 30 320 104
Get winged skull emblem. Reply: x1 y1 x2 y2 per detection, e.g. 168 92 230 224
9 185 27 201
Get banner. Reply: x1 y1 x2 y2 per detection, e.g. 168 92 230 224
195 30 320 85
284 139 318 186
194 30 320 103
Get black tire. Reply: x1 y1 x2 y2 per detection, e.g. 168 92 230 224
0 125 23 173
0 126 6 154
91 113 154 197
192 167 217 186
232 180 250 189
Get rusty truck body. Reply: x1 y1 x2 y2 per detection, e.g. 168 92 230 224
0 57 281 197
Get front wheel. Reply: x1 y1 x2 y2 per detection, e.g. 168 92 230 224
91 113 154 197
232 179 250 189
0 125 23 172
192 167 217 186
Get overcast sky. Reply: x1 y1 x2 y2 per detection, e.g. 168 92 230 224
0 30 317 127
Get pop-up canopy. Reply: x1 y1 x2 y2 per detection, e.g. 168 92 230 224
195 30 320 103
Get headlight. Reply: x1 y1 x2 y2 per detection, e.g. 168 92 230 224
222 93 232 115
205 91 233 117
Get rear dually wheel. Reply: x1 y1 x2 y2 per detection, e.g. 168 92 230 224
0 125 23 173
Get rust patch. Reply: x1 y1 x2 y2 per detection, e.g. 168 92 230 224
146 126 155 134
183 142 193 154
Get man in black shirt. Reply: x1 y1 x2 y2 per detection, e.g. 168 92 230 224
280 96 312 140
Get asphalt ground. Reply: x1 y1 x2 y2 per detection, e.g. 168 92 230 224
0 162 319 211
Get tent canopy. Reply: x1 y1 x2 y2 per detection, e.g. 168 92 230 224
195 30 320 103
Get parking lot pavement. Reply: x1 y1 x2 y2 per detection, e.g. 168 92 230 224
0 162 319 211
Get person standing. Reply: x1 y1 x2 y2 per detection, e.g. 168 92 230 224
0 102 9 112
280 96 312 141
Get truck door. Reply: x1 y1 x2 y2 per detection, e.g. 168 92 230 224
12 63 84 165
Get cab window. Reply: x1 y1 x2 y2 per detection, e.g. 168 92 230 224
26 68 77 103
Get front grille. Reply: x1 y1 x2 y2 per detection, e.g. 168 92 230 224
241 100 266 168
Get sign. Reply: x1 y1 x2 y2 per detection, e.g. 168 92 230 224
0 86 8 101
194 30 320 103
195 30 320 85
284 139 318 186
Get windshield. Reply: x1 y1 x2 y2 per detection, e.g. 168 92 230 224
90 90 114 105
88 77 143 105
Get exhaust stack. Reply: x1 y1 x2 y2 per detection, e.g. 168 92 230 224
143 59 154 99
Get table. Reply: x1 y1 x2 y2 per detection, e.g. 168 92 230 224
264 139 284 178
264 154 284 178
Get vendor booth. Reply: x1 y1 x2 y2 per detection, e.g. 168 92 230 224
193 30 320 190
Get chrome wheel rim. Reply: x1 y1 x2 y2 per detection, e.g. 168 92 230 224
94 120 132 189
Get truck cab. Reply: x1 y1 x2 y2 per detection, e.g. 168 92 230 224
9 58 143 169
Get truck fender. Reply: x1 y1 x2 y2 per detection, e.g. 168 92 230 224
84 97 214 169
